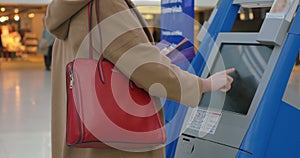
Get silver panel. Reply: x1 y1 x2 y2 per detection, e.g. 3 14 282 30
197 7 218 42
233 0 273 8
175 135 242 158
197 21 210 43
257 18 290 45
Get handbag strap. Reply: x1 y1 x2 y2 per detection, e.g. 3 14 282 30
88 0 103 59
88 0 105 82
124 0 154 43
88 1 93 59
94 0 150 84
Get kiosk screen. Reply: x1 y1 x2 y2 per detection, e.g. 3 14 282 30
199 44 273 115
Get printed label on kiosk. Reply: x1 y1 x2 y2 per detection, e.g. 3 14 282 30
187 108 222 135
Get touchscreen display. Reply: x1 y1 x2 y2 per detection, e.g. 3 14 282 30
199 44 273 115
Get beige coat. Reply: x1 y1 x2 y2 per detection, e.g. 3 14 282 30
46 0 203 158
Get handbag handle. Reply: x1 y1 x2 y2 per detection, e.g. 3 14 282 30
91 0 139 86
88 0 102 59
88 1 93 59
88 0 105 82
89 0 135 85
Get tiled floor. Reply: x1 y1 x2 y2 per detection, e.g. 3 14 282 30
0 56 51 158
0 55 299 158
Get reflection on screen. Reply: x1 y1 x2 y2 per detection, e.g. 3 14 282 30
270 0 292 14
199 44 273 115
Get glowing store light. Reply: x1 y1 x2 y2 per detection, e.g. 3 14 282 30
0 7 5 12
0 16 9 23
14 14 20 21
239 13 246 20
14 8 19 13
249 12 254 20
28 13 35 18
143 14 154 20
249 9 254 20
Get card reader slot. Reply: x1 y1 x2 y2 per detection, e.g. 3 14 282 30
183 138 191 142
182 133 253 155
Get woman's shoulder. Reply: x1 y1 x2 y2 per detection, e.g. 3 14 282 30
45 0 90 40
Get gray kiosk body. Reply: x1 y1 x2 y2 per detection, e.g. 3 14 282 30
175 33 283 158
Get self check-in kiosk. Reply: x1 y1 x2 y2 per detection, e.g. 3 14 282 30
175 0 300 158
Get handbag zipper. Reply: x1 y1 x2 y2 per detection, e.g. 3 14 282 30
69 69 74 89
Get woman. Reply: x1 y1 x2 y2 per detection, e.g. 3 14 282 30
40 26 54 71
45 0 234 158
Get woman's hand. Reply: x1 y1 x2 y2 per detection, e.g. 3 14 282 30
201 68 235 92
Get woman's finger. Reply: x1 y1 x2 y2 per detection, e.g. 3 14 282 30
221 84 231 92
225 68 235 74
227 75 234 84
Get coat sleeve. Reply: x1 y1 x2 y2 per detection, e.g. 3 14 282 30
99 0 203 107
46 0 204 107
45 0 90 40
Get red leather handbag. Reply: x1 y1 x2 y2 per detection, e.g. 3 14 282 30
65 0 166 149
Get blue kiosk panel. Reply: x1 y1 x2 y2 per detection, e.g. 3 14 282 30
238 6 300 157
